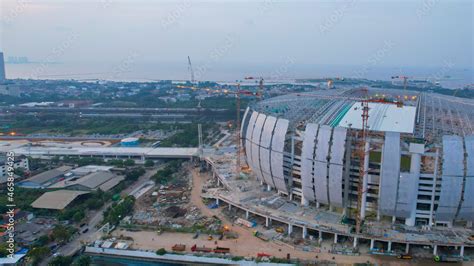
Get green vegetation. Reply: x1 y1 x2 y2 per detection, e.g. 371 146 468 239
102 195 135 225
57 189 109 221
27 246 51 265
152 160 183 185
0 187 45 214
51 224 77 244
125 167 146 182
144 159 155 167
49 255 73 266
156 248 167 256
74 255 91 266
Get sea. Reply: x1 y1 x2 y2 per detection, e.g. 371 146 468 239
5 62 473 89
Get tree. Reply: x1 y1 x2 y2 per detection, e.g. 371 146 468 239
124 159 135 166
49 255 73 266
144 159 154 167
28 246 51 263
156 248 167 255
73 209 85 222
51 225 75 244
74 255 91 266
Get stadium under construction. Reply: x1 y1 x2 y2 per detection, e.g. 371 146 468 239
197 87 474 258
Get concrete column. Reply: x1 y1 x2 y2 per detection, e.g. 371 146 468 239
460 246 465 257
334 234 338 244
433 245 437 256
318 231 323 244
245 210 249 220
360 142 370 219
392 216 396 224
301 196 309 206
228 204 231 211
370 239 375 250
265 217 270 227
387 241 392 252
302 226 307 239
217 178 221 186
288 224 293 235
405 150 421 227
316 202 320 208
353 237 358 248
289 193 293 201
216 198 220 205
405 243 410 254
266 184 271 191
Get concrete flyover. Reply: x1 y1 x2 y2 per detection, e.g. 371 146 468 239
3 146 199 160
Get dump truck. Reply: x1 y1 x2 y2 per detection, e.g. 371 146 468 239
191 244 212 253
236 218 256 228
213 247 230 253
253 231 269 241
172 244 186 252
434 255 463 263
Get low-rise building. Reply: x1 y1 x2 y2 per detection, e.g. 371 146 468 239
0 153 29 183
18 166 71 188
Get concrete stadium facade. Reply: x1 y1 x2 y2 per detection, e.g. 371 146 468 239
241 88 474 228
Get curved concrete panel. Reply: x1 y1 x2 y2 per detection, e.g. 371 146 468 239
251 113 267 182
328 126 347 207
436 135 464 221
301 123 319 201
245 111 258 171
379 132 401 216
313 125 331 204
260 116 277 187
270 119 289 193
458 135 474 221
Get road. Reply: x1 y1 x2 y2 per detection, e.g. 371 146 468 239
39 166 159 265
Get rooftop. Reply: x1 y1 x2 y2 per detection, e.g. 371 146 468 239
31 190 89 210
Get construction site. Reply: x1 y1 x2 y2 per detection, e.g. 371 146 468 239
198 87 474 263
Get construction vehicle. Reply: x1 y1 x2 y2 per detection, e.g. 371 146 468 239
275 227 285 233
172 244 186 252
191 244 212 253
433 255 463 263
213 247 230 253
235 218 256 228
253 231 269 241
207 235 213 241
397 254 412 260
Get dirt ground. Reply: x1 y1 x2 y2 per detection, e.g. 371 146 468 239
112 169 448 265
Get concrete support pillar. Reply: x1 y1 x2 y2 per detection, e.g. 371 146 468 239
289 193 293 201
265 217 270 227
316 202 320 208
460 246 465 257
360 142 370 219
288 224 293 235
405 243 410 254
405 151 421 227
228 204 231 211
217 178 221 186
301 196 309 206
318 231 323 244
245 210 249 220
392 216 396 224
353 237 358 248
266 184 271 191
216 198 220 205
387 241 392 252
302 226 307 239
433 245 437 256
334 234 338 244
370 239 375 250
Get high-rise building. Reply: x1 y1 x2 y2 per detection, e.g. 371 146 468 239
0 52 6 81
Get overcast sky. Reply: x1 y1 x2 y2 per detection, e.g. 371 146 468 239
0 0 472 69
